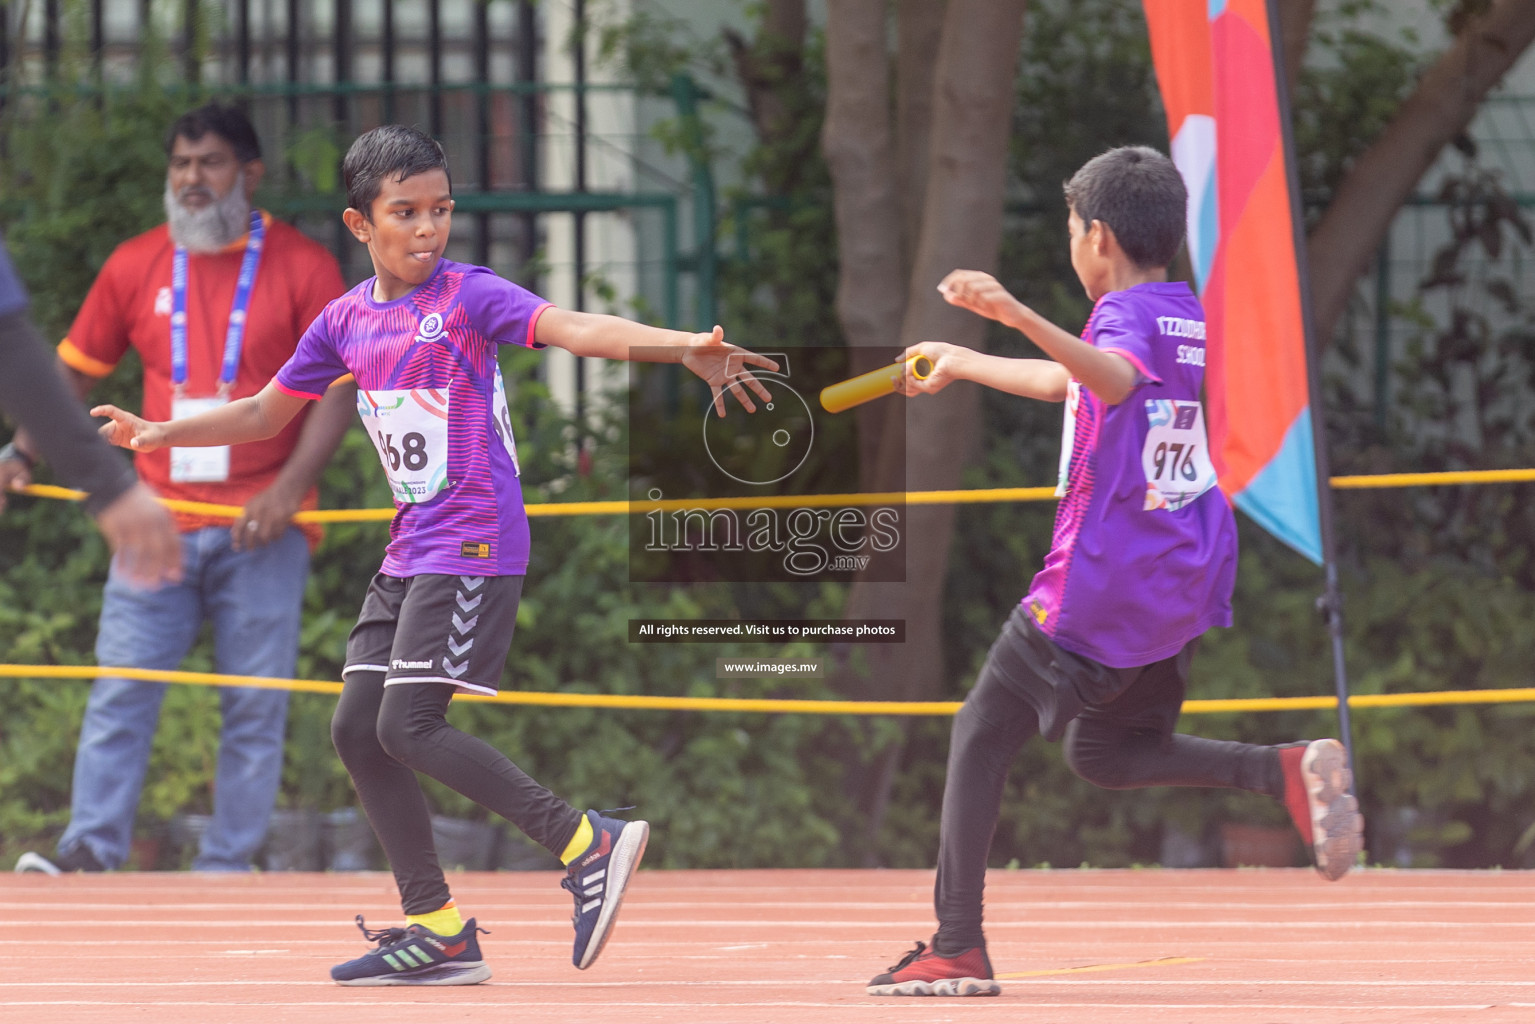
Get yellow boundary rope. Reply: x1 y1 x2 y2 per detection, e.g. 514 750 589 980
9 469 1535 713
2 664 1532 715
996 956 1206 980
16 466 1535 522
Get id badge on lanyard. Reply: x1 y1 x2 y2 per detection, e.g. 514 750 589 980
168 210 264 485
170 394 231 482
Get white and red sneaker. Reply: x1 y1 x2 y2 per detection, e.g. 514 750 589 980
1281 738 1365 880
867 939 1000 996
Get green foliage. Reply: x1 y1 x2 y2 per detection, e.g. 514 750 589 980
420 357 850 865
286 127 345 196
0 473 116 852
599 0 837 355
1004 0 1162 348
1338 557 1535 866
0 326 852 869
889 0 1535 874
1317 133 1535 866
0 72 208 860
591 0 730 93
1292 4 1423 209
0 91 185 342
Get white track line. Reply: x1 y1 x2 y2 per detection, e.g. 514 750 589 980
7 899 1531 912
6 918 1532 929
4 978 1533 989
0 1000 1520 1012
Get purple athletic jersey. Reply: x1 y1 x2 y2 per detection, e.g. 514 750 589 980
276 259 550 576
1022 281 1237 668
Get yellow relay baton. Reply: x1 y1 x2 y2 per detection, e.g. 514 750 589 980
819 355 933 414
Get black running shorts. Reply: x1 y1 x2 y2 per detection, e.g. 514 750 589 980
342 573 524 696
981 604 1197 742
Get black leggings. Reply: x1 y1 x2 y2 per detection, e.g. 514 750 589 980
331 673 583 915
932 615 1283 953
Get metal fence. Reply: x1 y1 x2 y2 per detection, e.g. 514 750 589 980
0 0 715 338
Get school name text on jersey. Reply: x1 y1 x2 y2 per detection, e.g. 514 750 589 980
1156 315 1206 340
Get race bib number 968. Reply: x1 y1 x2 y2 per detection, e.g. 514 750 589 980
358 388 450 504
1142 399 1217 511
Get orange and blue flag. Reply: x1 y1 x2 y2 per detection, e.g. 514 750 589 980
1143 0 1322 562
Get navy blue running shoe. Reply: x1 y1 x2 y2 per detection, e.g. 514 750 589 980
330 915 491 986
561 810 649 969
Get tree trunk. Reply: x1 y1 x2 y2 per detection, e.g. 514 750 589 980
1308 0 1535 343
822 0 912 854
828 0 1029 862
1276 0 1316 101
823 0 910 489
896 0 946 262
864 0 1030 686
724 0 809 189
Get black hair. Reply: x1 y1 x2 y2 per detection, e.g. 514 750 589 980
1062 145 1186 269
342 125 452 218
165 103 262 164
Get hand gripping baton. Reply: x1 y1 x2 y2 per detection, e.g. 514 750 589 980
818 355 933 414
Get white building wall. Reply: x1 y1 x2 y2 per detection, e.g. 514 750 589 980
541 1 644 418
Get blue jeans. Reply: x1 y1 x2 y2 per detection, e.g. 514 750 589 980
58 526 309 871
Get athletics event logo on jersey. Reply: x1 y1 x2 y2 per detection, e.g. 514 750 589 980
413 311 447 346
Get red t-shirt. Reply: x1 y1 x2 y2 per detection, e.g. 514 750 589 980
58 213 346 539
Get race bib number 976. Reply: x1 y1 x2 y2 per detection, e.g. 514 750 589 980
358 388 450 504
1142 399 1217 511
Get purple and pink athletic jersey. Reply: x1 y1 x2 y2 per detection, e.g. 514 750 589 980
1023 281 1237 668
275 259 550 577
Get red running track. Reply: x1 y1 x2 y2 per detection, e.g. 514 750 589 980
2 867 1532 1023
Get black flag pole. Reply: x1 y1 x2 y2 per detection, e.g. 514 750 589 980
1265 0 1356 774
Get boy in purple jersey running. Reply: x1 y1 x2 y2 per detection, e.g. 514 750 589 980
91 125 776 986
864 146 1365 998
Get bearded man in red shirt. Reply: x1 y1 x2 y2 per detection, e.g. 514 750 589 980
3 104 354 873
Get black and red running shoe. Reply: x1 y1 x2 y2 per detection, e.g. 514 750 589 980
1280 738 1365 881
867 939 1000 996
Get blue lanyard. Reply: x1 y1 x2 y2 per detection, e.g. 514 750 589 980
170 209 265 392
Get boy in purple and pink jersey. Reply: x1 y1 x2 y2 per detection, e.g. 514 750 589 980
275 260 547 590
1023 282 1234 671
865 146 1365 998
93 125 776 986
